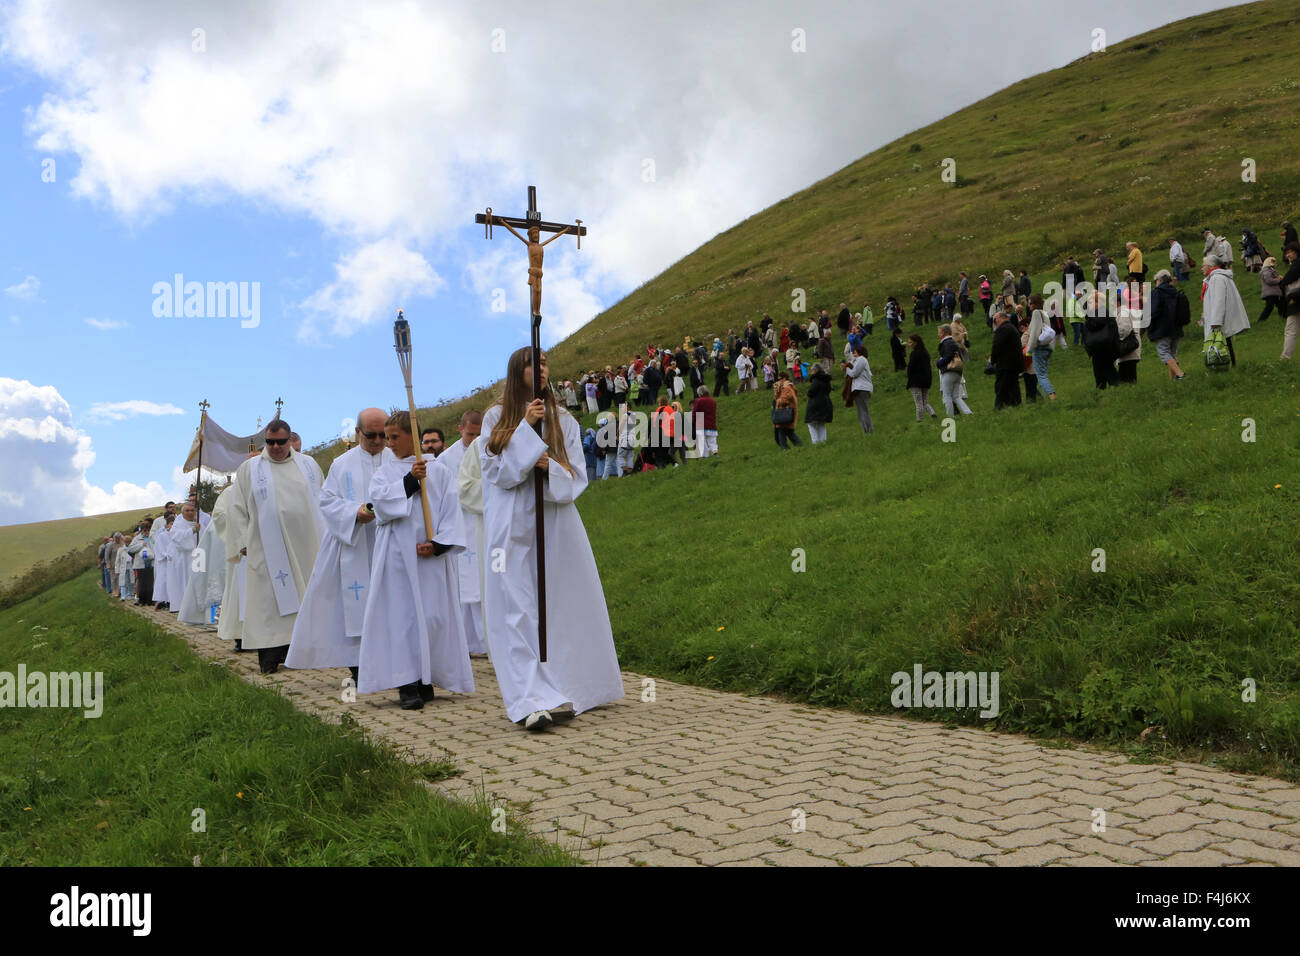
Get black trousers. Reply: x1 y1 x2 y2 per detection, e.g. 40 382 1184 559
774 427 802 448
136 567 154 605
993 370 1022 409
714 375 730 396
1117 360 1138 383
1090 352 1120 388
1259 296 1282 323
1023 373 1039 402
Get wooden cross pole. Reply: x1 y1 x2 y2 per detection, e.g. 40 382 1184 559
474 186 587 662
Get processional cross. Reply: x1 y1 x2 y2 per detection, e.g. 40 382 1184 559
474 186 587 662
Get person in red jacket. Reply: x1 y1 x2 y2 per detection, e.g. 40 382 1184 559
690 386 718 458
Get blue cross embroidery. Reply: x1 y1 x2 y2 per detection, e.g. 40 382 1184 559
347 580 365 601
344 472 355 501
274 569 289 586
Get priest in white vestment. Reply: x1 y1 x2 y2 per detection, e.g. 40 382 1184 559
287 408 393 682
212 479 247 647
358 411 473 710
480 348 624 731
167 501 202 615
228 420 325 674
433 410 488 656
178 504 226 626
152 517 174 609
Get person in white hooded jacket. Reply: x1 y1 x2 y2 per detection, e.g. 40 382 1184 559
1199 258 1251 367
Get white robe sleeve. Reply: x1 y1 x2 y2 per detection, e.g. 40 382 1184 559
320 458 364 547
228 461 253 554
458 437 484 516
482 413 547 490
369 463 414 525
543 415 588 505
429 464 466 551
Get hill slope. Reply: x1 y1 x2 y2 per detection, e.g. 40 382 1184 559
357 0 1299 442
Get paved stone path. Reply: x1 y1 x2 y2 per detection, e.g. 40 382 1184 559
130 605 1300 866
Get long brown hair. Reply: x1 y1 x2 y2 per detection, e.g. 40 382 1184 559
486 347 576 476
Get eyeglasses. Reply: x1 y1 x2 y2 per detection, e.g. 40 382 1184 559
359 430 384 440
265 437 289 446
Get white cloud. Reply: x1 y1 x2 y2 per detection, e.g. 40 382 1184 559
0 377 179 522
84 317 131 331
4 274 40 300
1 0 1241 346
298 238 443 339
85 399 185 422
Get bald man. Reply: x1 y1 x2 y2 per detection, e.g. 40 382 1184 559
286 408 394 687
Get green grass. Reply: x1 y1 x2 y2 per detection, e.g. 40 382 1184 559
573 320 1300 779
0 507 160 586
0 573 578 866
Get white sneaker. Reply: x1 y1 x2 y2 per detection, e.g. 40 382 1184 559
523 710 553 732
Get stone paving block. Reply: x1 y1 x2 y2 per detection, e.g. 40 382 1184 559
1184 802 1288 829
1128 811 1211 837
987 826 1079 850
914 832 998 860
842 824 931 848
1130 829 1229 856
1145 848 1244 867
757 847 844 867
910 849 993 866
835 843 929 866
1212 840 1300 865
987 811 1071 833
987 843 1082 866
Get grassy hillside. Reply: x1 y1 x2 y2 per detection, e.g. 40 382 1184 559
322 0 1299 446
0 507 162 586
574 325 1300 779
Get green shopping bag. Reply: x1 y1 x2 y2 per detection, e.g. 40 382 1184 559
1203 331 1231 371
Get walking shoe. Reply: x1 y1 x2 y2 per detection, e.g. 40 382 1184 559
417 682 435 702
397 683 424 710
257 648 280 674
522 710 553 732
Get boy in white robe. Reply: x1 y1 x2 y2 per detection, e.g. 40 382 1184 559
357 411 473 710
212 479 247 648
152 518 174 609
480 347 624 731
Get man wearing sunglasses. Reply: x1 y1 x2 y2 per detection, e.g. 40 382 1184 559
229 418 325 673
287 408 394 687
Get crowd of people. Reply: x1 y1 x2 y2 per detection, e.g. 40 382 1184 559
551 221 1298 451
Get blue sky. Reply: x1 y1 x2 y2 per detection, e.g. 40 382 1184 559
0 0 1243 523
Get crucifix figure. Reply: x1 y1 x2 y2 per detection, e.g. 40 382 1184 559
477 186 585 319
473 185 587 663
274 397 284 419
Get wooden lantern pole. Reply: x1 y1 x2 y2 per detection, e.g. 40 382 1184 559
393 310 436 542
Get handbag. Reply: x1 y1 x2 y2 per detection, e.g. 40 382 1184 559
948 350 965 371
1117 330 1140 354
983 359 996 376
1203 331 1231 370
1038 324 1057 345
772 404 795 425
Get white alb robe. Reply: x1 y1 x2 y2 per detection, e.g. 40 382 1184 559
456 437 490 657
228 449 324 650
167 516 201 614
212 483 246 642
152 524 174 605
479 406 624 723
179 515 226 625
357 455 473 695
435 438 488 656
286 445 393 670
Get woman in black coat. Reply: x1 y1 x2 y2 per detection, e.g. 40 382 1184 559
1082 290 1120 389
905 334 937 421
804 363 833 445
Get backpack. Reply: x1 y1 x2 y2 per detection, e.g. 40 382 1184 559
1203 331 1231 370
1174 289 1191 327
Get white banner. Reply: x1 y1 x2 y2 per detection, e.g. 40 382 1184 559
183 416 268 473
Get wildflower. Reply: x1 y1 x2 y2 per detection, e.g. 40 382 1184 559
716 626 725 631
236 791 244 799
707 656 715 661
